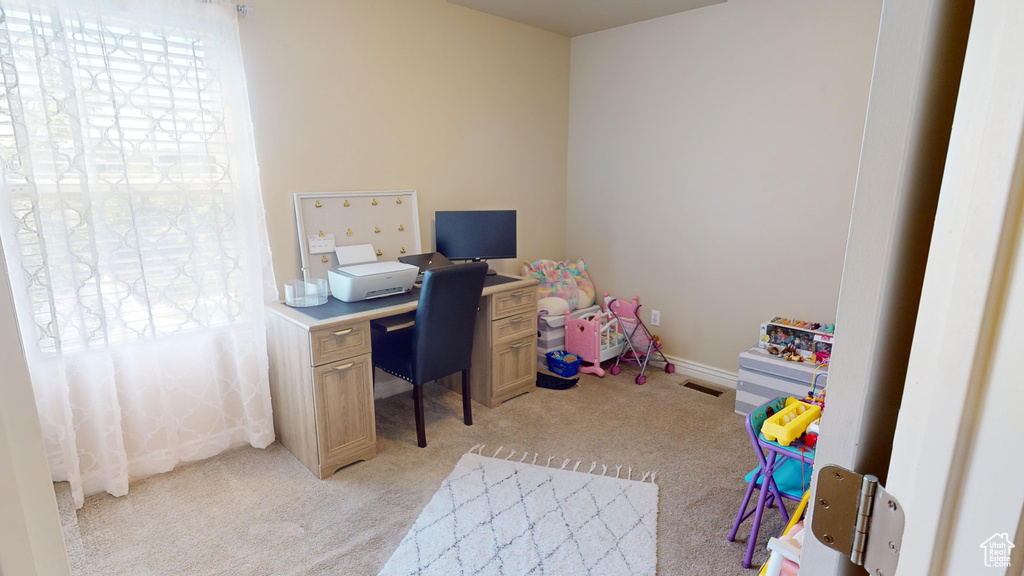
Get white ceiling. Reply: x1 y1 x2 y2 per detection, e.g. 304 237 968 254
447 0 726 37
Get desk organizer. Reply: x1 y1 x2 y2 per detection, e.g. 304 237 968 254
760 397 821 447
284 278 329 307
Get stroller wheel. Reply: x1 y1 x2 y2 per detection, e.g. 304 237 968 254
610 365 621 376
665 363 675 374
635 374 646 385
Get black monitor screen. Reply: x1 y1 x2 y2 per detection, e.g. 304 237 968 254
435 210 517 261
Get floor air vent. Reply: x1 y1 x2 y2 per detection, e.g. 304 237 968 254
681 381 724 397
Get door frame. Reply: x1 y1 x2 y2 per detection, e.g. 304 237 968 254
805 0 1024 574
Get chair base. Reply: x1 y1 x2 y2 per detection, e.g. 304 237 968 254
461 368 472 426
410 369 473 449
413 385 426 448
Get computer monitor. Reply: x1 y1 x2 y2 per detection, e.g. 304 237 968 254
435 210 517 264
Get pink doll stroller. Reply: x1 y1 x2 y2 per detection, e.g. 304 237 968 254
607 295 675 385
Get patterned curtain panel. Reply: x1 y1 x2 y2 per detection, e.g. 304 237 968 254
0 0 277 507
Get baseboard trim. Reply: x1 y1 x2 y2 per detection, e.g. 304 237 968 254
375 357 737 394
663 354 738 389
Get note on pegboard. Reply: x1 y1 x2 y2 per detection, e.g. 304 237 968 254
293 190 421 283
307 233 336 254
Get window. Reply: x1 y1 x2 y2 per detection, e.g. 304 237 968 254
0 7 252 353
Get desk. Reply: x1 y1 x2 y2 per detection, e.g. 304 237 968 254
265 274 539 479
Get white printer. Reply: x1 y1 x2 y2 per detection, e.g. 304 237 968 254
327 244 419 302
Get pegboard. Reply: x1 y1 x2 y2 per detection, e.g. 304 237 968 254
293 190 421 283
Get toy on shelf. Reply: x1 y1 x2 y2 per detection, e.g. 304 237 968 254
803 419 820 449
563 301 626 377
805 364 828 410
605 294 675 385
760 397 822 447
760 317 834 364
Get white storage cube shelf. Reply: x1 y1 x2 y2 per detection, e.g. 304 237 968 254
735 346 824 416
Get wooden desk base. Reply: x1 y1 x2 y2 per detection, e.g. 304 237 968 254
265 276 538 478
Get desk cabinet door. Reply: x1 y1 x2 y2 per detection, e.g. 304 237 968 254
492 335 537 394
313 353 376 468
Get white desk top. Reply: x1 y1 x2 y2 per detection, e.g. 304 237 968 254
266 274 538 331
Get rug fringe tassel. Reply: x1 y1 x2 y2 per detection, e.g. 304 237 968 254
467 445 658 484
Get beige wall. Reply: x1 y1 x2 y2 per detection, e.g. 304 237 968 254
566 0 881 372
238 0 571 287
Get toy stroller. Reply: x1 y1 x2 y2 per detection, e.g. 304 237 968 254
606 295 675 385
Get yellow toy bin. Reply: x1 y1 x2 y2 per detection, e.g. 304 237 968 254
760 397 821 446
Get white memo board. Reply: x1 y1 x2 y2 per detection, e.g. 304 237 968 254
293 190 422 283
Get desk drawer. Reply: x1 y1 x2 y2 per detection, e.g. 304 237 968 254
311 321 371 366
491 287 537 320
492 310 537 344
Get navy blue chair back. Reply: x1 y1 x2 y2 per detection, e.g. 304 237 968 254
411 262 488 384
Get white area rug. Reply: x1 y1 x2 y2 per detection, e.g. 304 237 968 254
379 445 659 576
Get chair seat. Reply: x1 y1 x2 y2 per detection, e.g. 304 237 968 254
371 327 415 383
744 458 812 500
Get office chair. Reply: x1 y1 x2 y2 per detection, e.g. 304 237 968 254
370 262 488 448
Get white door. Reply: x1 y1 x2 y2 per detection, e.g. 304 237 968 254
803 1 1024 575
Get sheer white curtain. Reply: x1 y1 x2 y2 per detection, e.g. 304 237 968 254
0 0 277 507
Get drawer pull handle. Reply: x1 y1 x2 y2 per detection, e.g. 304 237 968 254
333 362 354 371
508 318 525 324
509 290 524 297
331 328 353 337
509 343 524 349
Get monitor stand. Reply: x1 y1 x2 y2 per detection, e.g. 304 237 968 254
460 259 499 276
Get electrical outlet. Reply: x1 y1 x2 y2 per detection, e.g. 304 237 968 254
651 309 661 327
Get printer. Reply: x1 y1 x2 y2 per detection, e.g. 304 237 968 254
327 244 419 302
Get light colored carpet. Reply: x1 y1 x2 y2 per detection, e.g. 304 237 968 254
60 364 786 575
379 447 658 575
